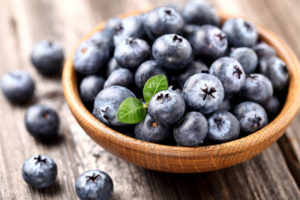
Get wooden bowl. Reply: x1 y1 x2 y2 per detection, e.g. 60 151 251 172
62 10 300 173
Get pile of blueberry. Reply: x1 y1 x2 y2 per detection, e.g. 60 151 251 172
75 1 289 147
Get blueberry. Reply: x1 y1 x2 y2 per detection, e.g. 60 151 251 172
252 42 276 59
240 74 273 104
189 25 228 59
105 17 121 34
143 7 184 40
183 24 201 40
30 40 64 76
263 96 281 118
182 73 224 114
173 112 208 147
175 61 209 88
90 30 113 52
74 40 110 75
22 155 57 189
148 90 185 125
207 111 240 142
114 37 150 69
113 15 144 46
182 0 219 26
75 170 113 200
134 114 170 143
106 58 121 78
1 69 35 104
234 101 268 133
222 18 258 47
25 104 59 140
230 47 258 74
218 98 232 111
259 56 289 91
93 86 136 127
104 68 133 88
80 75 105 103
135 60 167 90
152 34 192 70
210 57 246 94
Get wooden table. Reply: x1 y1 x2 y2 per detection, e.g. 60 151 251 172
0 0 299 199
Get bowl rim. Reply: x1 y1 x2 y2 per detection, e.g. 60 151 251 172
63 10 300 156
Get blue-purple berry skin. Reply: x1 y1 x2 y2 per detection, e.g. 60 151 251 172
93 86 136 127
90 30 113 52
148 90 186 125
114 38 150 69
240 74 273 104
104 68 133 88
75 170 113 200
152 34 192 70
259 56 289 91
1 69 35 104
106 58 121 78
210 57 246 94
207 110 240 142
22 155 57 189
182 0 219 26
134 60 167 90
80 75 104 103
173 112 208 147
134 114 170 143
74 40 110 75
252 42 276 59
189 25 228 59
230 47 258 74
234 101 268 133
105 17 121 34
143 7 184 40
182 73 225 114
263 96 281 118
222 18 258 47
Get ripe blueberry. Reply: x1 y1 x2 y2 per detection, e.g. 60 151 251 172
230 47 258 74
104 68 133 88
80 75 105 103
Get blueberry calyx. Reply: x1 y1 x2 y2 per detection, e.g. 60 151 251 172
81 47 87 54
151 122 158 128
34 155 47 164
244 21 252 31
85 173 100 183
172 34 183 42
114 24 123 35
101 107 112 122
215 33 226 41
164 9 172 15
249 115 262 129
213 116 223 130
247 74 258 79
201 85 216 100
233 65 243 79
126 38 137 45
281 64 288 74
156 93 171 102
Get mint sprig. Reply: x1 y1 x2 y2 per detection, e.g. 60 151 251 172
117 74 168 124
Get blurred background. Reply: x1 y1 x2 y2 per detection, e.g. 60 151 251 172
0 0 299 199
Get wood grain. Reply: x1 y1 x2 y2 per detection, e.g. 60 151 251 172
0 0 299 199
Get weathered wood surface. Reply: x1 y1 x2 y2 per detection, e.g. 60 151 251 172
0 0 299 199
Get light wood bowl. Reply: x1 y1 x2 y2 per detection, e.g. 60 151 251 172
62 10 300 173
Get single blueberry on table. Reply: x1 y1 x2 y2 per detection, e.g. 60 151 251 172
113 15 144 46
230 47 258 74
252 42 276 59
259 56 289 91
148 90 185 125
173 112 208 147
74 40 110 75
134 60 167 90
182 73 224 114
25 104 59 141
152 34 192 70
134 114 170 143
75 170 113 200
1 69 35 104
22 155 57 189
240 74 273 104
104 68 133 88
234 101 268 133
189 25 228 59
263 96 281 119
143 7 184 40
31 40 64 76
114 37 150 69
93 86 136 127
182 0 219 26
106 57 121 78
222 18 258 47
210 57 246 94
80 75 105 103
207 110 240 142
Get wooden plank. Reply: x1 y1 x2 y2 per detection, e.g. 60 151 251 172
0 0 299 199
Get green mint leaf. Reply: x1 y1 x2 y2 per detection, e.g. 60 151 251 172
117 97 146 124
143 74 168 103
